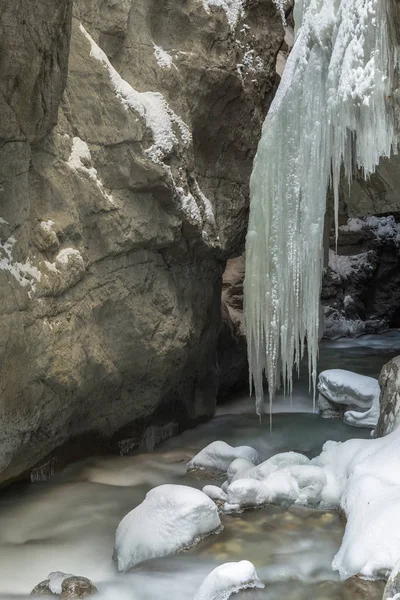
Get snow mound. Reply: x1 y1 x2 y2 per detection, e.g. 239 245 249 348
202 485 227 503
318 369 380 410
187 441 260 473
114 485 222 572
194 560 264 600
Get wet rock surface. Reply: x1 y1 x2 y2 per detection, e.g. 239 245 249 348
31 575 97 598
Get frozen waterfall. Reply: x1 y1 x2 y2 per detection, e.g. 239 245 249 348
245 0 399 415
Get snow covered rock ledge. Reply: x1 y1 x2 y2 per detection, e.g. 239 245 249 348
187 441 260 473
114 485 222 572
318 369 380 428
194 560 264 600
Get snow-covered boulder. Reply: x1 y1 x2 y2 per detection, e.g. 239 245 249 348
194 560 264 600
318 369 380 428
114 484 222 572
202 485 227 503
187 441 260 473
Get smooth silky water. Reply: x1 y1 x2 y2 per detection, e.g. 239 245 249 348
1 333 400 600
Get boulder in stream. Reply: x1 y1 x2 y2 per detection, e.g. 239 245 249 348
114 484 222 572
31 573 97 598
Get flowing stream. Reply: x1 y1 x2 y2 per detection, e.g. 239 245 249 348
2 332 400 600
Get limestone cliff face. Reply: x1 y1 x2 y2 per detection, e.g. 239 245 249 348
377 356 400 437
0 0 285 484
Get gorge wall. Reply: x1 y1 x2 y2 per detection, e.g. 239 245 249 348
0 0 285 485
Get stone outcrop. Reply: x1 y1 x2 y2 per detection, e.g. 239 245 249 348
218 256 247 396
0 0 285 485
376 355 400 437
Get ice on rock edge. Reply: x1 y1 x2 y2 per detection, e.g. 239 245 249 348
187 441 260 472
114 485 221 572
194 560 264 600
244 0 399 415
79 25 191 164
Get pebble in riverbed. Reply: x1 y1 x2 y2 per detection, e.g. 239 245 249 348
31 574 97 598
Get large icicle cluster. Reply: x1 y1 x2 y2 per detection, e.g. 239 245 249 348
245 0 399 414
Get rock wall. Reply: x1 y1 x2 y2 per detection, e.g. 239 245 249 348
376 355 400 437
0 0 285 484
322 215 400 339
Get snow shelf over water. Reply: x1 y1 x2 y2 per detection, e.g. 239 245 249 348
191 424 400 580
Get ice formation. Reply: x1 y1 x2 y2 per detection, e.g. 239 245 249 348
114 485 221 572
194 560 264 600
245 0 399 414
187 441 260 472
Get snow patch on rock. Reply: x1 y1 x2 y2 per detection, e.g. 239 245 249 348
67 137 115 205
79 25 191 164
154 45 175 70
114 484 221 572
0 236 41 294
194 560 264 600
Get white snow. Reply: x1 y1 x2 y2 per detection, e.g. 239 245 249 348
0 236 41 293
194 560 264 600
318 369 380 411
202 0 245 29
55 248 84 267
47 572 73 594
344 393 380 429
153 45 175 70
114 485 221 572
79 25 191 164
187 441 260 472
67 137 115 205
244 0 399 414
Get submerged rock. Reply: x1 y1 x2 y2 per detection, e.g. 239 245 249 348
31 574 97 598
114 484 222 572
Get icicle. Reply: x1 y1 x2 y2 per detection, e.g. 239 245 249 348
244 0 399 414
